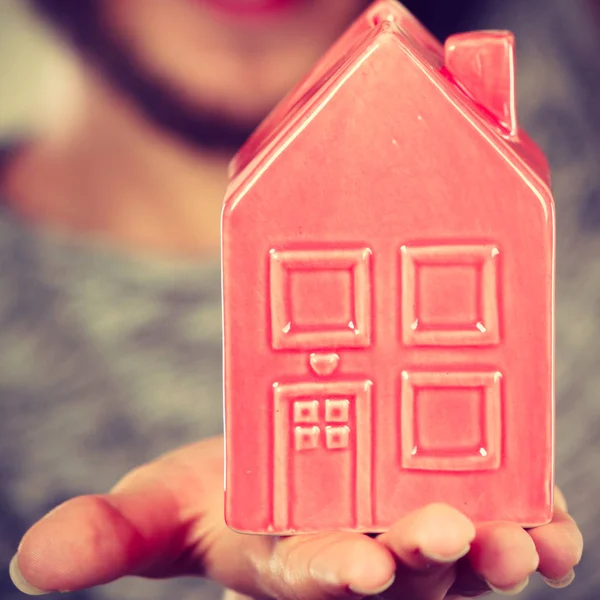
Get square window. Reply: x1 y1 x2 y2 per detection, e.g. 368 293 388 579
415 387 483 451
295 426 320 451
293 400 319 423
270 248 372 350
418 265 479 327
325 426 350 449
401 245 500 346
289 270 353 329
325 399 350 422
400 371 502 471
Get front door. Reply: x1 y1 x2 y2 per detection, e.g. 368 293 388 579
272 381 373 531
269 247 374 531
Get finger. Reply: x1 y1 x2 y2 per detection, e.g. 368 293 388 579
255 532 396 600
376 503 476 600
11 493 182 594
11 440 219 594
527 508 583 587
467 522 539 595
11 437 397 600
378 503 476 568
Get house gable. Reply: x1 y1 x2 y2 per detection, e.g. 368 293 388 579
223 29 553 240
224 25 552 222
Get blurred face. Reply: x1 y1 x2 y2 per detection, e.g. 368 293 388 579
96 0 369 147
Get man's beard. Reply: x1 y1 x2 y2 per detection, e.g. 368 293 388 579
34 0 262 153
93 38 262 153
94 36 258 154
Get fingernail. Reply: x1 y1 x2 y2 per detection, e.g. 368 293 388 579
542 570 575 589
9 555 49 596
421 543 471 564
488 577 529 596
349 574 395 596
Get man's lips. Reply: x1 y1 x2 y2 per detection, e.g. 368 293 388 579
198 0 305 18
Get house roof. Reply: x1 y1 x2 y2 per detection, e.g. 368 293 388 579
225 0 552 209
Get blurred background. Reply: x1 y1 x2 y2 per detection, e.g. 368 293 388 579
0 0 598 599
0 0 64 138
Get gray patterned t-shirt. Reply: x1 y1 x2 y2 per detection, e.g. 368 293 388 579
1 0 599 599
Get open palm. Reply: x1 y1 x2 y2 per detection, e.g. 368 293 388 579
10 437 582 599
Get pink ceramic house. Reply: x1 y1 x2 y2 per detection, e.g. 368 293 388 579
222 0 554 534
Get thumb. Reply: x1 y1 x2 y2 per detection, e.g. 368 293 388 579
10 483 185 594
9 439 223 594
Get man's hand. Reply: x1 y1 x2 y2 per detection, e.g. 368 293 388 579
9 437 582 599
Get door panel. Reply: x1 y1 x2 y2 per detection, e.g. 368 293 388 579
291 424 355 530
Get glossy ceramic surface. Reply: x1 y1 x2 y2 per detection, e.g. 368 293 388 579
222 0 555 534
